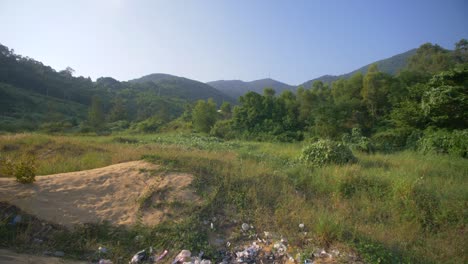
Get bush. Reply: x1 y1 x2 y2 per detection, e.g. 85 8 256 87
299 139 357 167
1 155 36 184
133 116 165 133
210 120 236 139
371 128 413 152
418 129 468 158
342 128 375 153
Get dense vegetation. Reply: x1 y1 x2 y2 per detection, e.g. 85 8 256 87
0 44 233 133
204 40 467 158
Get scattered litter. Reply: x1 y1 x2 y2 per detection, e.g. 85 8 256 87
155 249 168 262
98 246 108 254
235 242 260 263
210 222 214 229
53 251 65 257
33 238 43 244
172 250 191 264
10 214 22 225
299 223 305 229
134 235 144 242
273 241 287 256
99 259 113 264
304 259 313 264
241 223 250 231
130 249 146 264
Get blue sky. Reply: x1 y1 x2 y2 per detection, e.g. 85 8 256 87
0 0 466 85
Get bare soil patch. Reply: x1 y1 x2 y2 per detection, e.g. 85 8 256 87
0 160 199 228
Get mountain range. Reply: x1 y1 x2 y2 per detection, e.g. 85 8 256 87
0 41 419 131
207 48 417 98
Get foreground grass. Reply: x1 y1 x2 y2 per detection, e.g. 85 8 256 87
0 132 466 263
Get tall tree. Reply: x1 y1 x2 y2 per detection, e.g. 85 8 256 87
192 98 217 133
88 96 105 130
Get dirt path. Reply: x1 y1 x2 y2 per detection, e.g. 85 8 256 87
0 160 199 228
0 249 86 264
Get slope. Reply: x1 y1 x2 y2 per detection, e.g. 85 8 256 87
130 73 235 105
301 48 417 88
207 78 295 100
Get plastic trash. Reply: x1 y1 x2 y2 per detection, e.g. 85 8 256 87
129 249 146 264
155 249 168 262
53 251 65 257
241 223 250 231
172 250 191 264
99 259 113 264
10 215 22 225
98 246 108 254
299 223 305 229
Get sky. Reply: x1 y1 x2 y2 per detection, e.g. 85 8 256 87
0 0 467 85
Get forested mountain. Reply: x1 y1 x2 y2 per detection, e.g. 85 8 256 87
130 73 235 104
300 48 417 88
0 43 233 132
207 78 295 99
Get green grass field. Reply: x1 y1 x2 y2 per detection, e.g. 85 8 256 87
0 132 466 263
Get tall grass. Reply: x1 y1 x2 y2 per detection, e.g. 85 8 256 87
0 133 466 263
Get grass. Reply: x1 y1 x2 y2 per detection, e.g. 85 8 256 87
0 132 466 263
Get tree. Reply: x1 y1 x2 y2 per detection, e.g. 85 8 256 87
421 68 468 129
88 96 105 130
454 39 468 64
361 64 392 125
407 43 453 75
220 102 232 119
108 97 128 122
192 99 217 133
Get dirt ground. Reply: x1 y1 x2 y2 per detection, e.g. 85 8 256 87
0 160 199 228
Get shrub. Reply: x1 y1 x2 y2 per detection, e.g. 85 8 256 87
1 155 36 184
133 116 165 133
299 139 356 167
342 128 375 153
210 120 236 139
418 129 468 158
371 128 413 152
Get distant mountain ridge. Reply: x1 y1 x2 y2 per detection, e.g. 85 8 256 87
300 48 417 88
207 48 417 98
207 78 295 100
129 73 235 104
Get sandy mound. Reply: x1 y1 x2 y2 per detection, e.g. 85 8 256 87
0 161 199 227
0 249 86 264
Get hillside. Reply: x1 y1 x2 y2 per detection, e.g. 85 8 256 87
130 73 235 104
301 48 417 88
207 78 295 100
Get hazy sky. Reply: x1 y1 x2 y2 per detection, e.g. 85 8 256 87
1 0 467 85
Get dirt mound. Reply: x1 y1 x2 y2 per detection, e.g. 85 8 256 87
0 161 199 228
